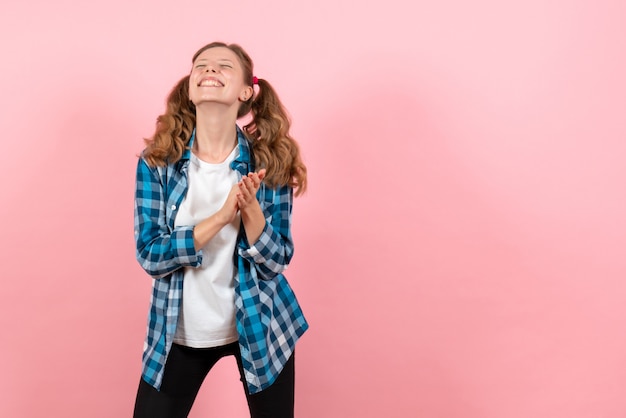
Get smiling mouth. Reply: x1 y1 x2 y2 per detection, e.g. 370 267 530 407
198 78 223 87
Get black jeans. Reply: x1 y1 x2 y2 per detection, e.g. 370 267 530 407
133 342 295 418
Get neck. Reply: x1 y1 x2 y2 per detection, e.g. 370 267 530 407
193 105 238 163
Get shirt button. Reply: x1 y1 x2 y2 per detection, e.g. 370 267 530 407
171 205 176 211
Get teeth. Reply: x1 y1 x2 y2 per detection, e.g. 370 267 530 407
200 79 222 87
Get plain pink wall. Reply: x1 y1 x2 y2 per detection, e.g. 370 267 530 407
1 0 625 417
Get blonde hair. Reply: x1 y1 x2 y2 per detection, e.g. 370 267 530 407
142 42 307 196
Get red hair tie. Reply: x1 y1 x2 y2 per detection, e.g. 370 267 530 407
252 76 259 85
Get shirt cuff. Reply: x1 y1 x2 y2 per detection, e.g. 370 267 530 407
172 225 203 267
239 222 270 263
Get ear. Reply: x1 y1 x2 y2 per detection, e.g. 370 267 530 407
240 85 254 102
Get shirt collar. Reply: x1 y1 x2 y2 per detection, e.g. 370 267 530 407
233 126 252 167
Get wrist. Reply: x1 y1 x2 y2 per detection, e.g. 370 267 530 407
240 201 262 218
215 209 232 227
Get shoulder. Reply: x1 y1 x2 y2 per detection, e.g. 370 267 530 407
136 155 185 183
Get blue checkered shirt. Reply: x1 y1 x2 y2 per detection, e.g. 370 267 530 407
134 127 308 394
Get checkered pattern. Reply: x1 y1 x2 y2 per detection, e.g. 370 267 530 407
134 128 308 394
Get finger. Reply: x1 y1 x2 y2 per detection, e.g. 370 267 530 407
246 173 257 183
242 176 256 192
238 181 250 199
239 181 254 201
257 169 267 180
248 173 260 189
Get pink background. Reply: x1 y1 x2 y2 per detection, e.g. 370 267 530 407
1 0 625 417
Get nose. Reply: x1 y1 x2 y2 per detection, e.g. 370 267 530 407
205 65 217 73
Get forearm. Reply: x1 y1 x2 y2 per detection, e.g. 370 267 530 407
135 224 202 279
239 222 293 279
238 186 295 280
135 155 203 278
240 201 266 245
193 212 230 250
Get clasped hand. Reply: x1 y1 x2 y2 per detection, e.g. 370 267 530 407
219 169 266 225
236 169 266 211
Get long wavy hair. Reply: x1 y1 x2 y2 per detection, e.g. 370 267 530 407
142 42 307 196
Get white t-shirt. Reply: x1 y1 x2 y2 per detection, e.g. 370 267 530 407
173 146 240 348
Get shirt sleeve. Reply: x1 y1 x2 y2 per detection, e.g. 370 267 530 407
134 158 203 279
238 184 294 280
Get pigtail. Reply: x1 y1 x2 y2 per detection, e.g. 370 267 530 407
244 78 308 196
142 75 196 166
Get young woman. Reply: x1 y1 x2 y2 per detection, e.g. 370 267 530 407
132 42 308 418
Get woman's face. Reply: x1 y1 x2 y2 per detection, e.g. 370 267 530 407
189 47 252 109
